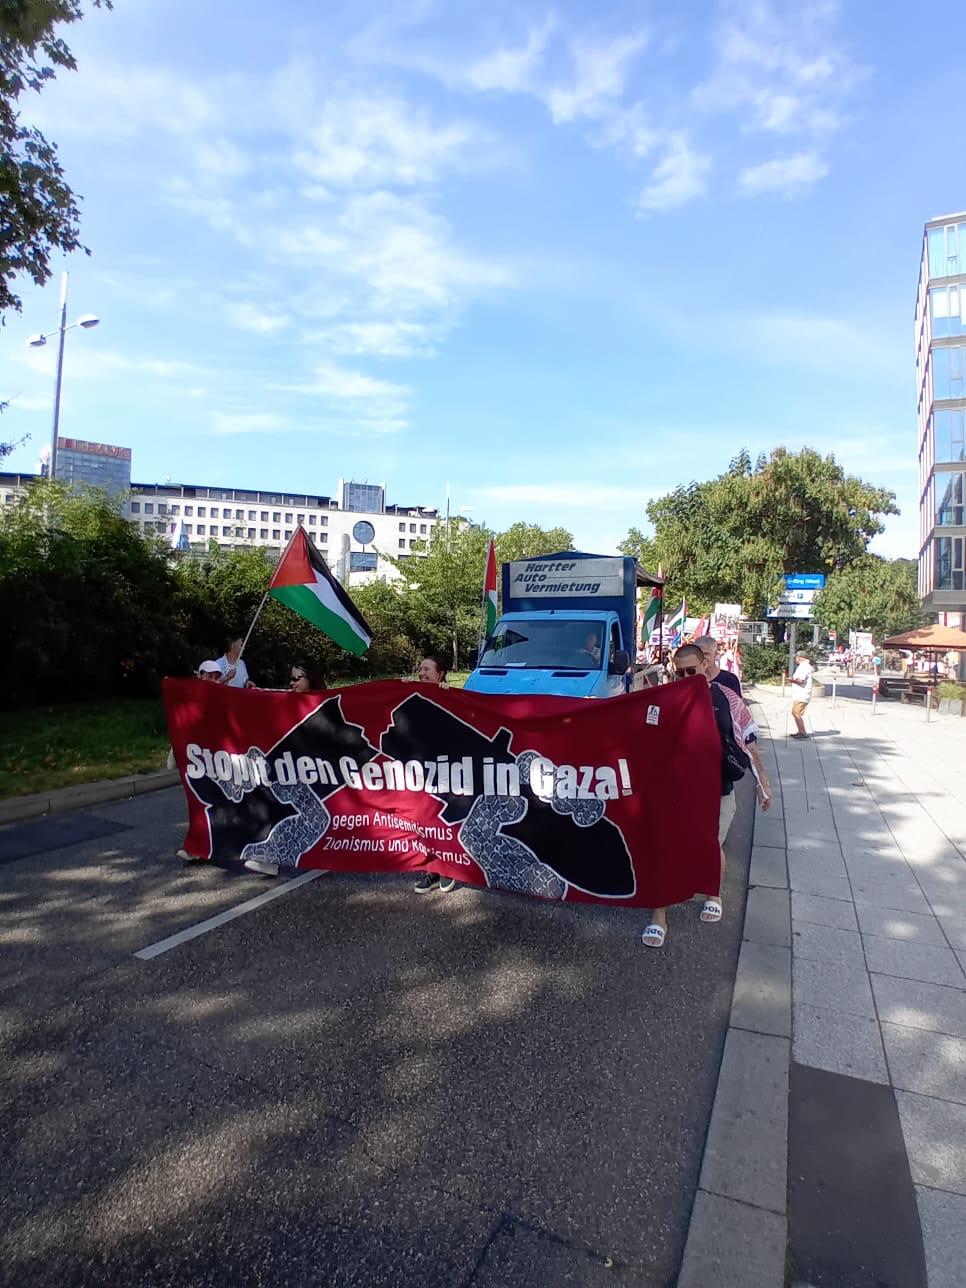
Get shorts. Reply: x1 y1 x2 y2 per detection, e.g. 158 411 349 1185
791 700 809 718
718 791 737 845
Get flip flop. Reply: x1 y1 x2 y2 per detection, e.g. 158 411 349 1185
700 899 723 923
641 924 666 947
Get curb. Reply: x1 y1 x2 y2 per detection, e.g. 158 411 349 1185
0 769 180 826
677 711 791 1288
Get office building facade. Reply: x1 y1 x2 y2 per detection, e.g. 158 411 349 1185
51 437 132 496
916 211 966 620
0 470 442 583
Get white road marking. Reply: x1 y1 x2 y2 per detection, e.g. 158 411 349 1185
134 870 325 960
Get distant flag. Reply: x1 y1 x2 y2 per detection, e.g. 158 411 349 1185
483 539 498 638
664 599 687 648
269 528 372 656
168 518 190 551
641 578 663 646
693 615 710 639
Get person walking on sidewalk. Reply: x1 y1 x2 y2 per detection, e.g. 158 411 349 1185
790 650 814 740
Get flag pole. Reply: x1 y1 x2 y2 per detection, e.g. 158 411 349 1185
478 539 490 655
237 529 297 662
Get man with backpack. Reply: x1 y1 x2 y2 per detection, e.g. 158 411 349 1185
641 642 771 949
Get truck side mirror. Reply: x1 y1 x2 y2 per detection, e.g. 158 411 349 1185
468 648 479 669
610 649 630 675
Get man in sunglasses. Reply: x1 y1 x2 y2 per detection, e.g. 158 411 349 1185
641 642 766 948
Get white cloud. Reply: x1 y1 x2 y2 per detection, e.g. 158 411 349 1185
212 412 290 435
692 0 859 141
283 362 408 402
224 302 290 334
738 151 828 195
637 134 710 212
312 319 437 358
464 20 554 93
546 30 649 124
293 94 481 189
478 483 650 508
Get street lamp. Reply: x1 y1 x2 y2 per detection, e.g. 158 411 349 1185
27 272 100 481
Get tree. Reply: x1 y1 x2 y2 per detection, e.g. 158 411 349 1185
495 522 573 564
633 447 899 617
617 527 658 572
812 556 923 642
1 1 111 320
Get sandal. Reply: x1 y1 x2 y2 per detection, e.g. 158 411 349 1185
700 899 723 923
641 924 667 948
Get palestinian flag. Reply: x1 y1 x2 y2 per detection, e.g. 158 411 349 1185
641 571 663 644
483 539 498 636
664 599 687 648
269 528 372 656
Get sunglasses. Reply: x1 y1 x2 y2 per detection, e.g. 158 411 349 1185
674 666 701 677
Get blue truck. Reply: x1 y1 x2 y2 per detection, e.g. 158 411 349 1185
464 551 664 699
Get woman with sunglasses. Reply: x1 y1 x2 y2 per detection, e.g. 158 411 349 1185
289 662 326 693
641 642 757 948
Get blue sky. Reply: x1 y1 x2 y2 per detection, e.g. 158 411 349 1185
0 0 959 557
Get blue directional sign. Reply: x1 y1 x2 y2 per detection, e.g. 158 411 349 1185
784 573 826 591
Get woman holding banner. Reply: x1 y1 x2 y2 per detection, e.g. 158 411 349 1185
413 657 456 894
641 642 769 948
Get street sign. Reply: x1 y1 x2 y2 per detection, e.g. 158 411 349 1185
781 588 817 605
784 573 826 591
766 603 813 619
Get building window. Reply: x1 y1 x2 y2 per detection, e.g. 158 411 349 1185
131 502 141 513
144 503 154 514
307 514 316 524
273 511 281 522
419 523 427 534
935 535 965 590
320 515 328 526
170 504 180 515
272 529 281 540
260 528 268 539
184 505 193 516
236 509 244 520
248 510 256 520
197 524 206 535
399 537 406 547
259 511 267 521
284 530 293 541
935 410 966 464
937 473 966 527
409 523 416 533
319 531 327 542
930 285 966 339
198 506 206 517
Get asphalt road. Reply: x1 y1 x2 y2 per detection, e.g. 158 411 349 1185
0 778 754 1287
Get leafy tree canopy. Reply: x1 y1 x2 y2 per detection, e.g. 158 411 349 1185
812 556 923 642
1 1 110 319
631 447 899 617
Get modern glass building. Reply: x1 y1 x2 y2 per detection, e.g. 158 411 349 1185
53 437 132 498
917 212 966 617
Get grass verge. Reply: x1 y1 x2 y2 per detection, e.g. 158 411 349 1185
0 698 170 799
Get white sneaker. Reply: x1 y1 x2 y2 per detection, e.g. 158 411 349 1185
176 848 199 862
244 858 280 877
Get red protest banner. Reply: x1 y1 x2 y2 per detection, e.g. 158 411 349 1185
163 677 723 909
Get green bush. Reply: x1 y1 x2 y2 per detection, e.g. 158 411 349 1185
741 642 788 683
937 681 965 703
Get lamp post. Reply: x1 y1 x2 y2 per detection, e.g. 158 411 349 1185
27 272 100 481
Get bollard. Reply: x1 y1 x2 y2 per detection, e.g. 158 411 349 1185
871 685 876 716
781 671 787 698
832 675 837 708
926 690 932 723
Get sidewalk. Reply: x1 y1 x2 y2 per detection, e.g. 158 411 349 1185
748 684 966 1287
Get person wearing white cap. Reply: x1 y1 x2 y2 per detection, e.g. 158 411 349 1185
196 660 225 681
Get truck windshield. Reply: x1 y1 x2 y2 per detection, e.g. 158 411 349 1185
479 619 606 670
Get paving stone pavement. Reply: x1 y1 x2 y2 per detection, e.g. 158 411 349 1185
751 681 966 1287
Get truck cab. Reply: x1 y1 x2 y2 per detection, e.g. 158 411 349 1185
464 552 663 700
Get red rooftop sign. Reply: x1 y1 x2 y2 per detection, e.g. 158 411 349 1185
56 438 132 461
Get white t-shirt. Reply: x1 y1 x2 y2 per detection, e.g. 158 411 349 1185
218 655 249 688
791 660 813 703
